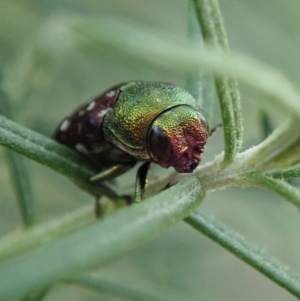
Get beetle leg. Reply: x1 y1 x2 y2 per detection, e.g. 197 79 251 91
90 164 133 182
135 161 151 202
94 197 104 218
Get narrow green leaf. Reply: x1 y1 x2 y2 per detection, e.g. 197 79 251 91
192 0 226 47
228 78 243 151
185 210 300 299
64 275 194 301
0 115 119 199
259 110 274 140
4 151 35 226
20 286 52 301
186 0 203 103
214 78 237 161
204 0 243 151
0 206 94 262
0 177 204 300
269 168 300 180
186 0 215 125
192 0 243 160
243 173 300 209
73 17 300 123
246 119 300 171
0 89 35 227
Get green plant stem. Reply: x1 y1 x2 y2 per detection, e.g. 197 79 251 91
0 177 204 301
0 115 120 199
192 0 243 160
185 210 300 299
242 173 300 208
0 90 35 227
63 275 193 301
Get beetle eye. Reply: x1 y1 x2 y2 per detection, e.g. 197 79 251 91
148 126 174 162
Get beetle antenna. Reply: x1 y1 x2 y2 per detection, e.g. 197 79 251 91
209 123 222 137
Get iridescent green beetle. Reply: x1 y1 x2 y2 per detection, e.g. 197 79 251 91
54 81 209 203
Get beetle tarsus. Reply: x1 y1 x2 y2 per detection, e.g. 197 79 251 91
94 197 104 218
135 162 151 202
90 164 133 182
124 195 134 205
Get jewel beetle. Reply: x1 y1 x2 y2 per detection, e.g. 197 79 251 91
54 81 209 203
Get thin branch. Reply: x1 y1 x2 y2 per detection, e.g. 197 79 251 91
185 210 300 299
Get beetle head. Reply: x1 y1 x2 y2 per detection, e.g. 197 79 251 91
147 105 209 173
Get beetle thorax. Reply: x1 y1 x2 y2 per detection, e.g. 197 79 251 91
147 106 209 173
102 82 199 160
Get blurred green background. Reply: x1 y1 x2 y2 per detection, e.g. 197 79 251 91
1 0 300 300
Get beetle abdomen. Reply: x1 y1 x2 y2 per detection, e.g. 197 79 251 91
54 84 135 167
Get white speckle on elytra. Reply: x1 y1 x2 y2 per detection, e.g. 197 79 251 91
60 119 70 131
106 90 116 97
86 101 96 111
97 108 112 118
75 143 89 155
78 110 85 116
